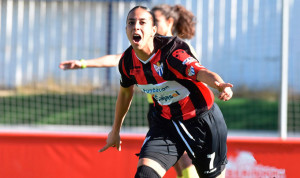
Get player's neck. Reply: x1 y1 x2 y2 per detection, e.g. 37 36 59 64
134 43 155 61
165 31 173 36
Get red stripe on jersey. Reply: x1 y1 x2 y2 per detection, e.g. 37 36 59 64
178 96 197 120
195 81 214 110
150 50 165 83
150 49 161 64
171 49 206 81
131 50 148 84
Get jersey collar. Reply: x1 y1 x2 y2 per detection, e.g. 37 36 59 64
135 52 156 64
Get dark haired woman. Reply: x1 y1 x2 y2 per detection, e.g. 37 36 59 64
99 6 232 178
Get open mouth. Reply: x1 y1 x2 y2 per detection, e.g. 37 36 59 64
133 34 141 43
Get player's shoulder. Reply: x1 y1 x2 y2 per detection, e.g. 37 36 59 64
121 46 133 59
154 34 175 42
119 46 133 63
156 35 189 51
118 46 134 72
170 37 197 60
173 37 190 50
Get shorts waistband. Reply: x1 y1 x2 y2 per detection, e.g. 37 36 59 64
156 103 216 122
181 103 216 123
198 103 216 118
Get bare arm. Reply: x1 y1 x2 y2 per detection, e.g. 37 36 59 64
59 53 122 69
99 85 134 152
196 69 233 101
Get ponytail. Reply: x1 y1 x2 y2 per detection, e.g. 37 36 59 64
172 5 196 39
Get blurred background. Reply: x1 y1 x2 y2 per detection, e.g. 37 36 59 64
0 0 299 137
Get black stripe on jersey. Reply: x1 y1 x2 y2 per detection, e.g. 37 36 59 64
124 50 138 84
169 102 184 121
162 62 178 80
169 54 188 78
176 79 208 114
143 63 157 84
153 99 163 118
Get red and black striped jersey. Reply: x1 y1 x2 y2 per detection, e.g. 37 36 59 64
119 35 214 121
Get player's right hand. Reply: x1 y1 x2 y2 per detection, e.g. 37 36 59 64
59 60 82 70
215 81 233 101
98 130 122 152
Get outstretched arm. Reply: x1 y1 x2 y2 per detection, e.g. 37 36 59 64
59 53 122 70
196 69 233 101
99 85 134 152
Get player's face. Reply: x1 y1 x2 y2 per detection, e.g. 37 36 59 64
153 10 171 36
126 8 157 50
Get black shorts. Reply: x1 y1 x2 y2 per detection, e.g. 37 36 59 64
139 103 228 178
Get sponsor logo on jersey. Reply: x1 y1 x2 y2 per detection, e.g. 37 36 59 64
153 91 181 103
142 86 169 93
130 66 142 75
188 66 195 76
182 57 197 65
153 62 163 77
137 81 190 105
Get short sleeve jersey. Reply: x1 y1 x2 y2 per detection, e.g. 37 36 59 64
119 35 214 120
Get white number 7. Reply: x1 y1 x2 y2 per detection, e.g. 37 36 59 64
207 152 215 170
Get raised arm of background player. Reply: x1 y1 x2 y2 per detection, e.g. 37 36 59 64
59 53 122 70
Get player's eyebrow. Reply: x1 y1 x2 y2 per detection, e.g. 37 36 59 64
127 18 149 21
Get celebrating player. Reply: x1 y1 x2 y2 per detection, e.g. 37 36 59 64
99 6 233 178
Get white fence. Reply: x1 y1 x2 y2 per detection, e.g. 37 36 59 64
1 0 299 91
0 0 299 135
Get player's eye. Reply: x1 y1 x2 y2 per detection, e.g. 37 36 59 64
128 21 135 25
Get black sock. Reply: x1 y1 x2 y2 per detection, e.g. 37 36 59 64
135 165 161 178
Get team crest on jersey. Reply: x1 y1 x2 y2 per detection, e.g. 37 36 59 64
153 62 163 76
182 57 197 65
188 66 195 76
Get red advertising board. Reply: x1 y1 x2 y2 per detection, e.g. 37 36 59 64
0 132 299 178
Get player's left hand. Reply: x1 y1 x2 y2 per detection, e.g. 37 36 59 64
99 130 122 152
215 81 233 101
59 60 82 70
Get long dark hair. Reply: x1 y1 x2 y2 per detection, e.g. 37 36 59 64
152 4 196 39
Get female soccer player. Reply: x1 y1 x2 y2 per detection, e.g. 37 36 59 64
59 4 199 178
99 6 233 178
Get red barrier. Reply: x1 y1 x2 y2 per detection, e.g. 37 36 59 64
227 137 300 178
0 132 151 178
0 132 299 178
